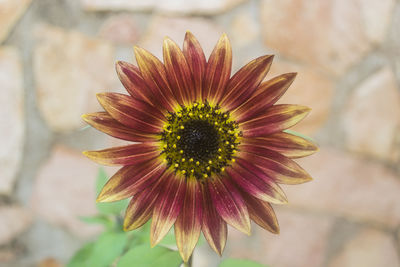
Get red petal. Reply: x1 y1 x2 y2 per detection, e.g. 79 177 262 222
150 173 186 246
163 37 194 105
134 46 178 111
227 159 287 204
241 104 310 137
123 172 168 231
115 61 154 106
232 73 297 122
83 143 160 166
239 145 312 184
201 182 227 256
208 176 250 234
97 158 166 202
203 33 232 104
242 132 318 158
82 112 156 142
183 31 206 102
242 193 279 234
175 178 202 262
96 93 164 134
220 55 274 110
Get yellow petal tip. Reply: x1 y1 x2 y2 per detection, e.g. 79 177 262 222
96 92 107 100
81 114 90 121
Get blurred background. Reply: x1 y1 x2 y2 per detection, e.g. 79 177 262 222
1 0 400 266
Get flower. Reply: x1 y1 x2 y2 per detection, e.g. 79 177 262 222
82 31 317 262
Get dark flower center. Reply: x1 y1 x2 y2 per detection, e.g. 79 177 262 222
160 101 241 179
177 120 219 162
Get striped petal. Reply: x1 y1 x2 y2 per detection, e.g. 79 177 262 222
220 55 274 110
97 159 166 202
227 159 287 204
83 143 160 166
82 112 155 142
123 172 168 231
175 178 202 262
241 104 310 137
203 33 232 104
163 37 194 105
115 61 154 106
183 31 206 101
239 145 312 184
232 73 296 122
151 173 186 247
242 193 279 234
201 183 227 256
134 46 177 111
208 176 250 235
242 132 318 158
96 93 164 134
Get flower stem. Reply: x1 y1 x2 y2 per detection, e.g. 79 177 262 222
183 254 193 267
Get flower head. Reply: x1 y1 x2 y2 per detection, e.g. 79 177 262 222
83 32 317 261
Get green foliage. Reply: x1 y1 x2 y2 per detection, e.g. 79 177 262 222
96 168 129 215
86 231 128 267
67 242 95 267
79 214 114 229
219 258 268 267
117 244 181 267
283 129 315 142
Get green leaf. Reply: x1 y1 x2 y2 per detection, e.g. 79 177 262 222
79 214 114 229
219 259 268 267
86 231 128 267
158 227 176 246
67 242 95 267
118 244 182 267
96 167 109 195
96 167 129 215
283 129 315 142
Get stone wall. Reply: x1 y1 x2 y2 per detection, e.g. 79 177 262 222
0 0 399 266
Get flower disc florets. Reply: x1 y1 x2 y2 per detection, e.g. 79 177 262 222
161 101 241 179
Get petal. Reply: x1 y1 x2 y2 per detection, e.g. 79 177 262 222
239 145 312 184
203 33 232 104
183 31 206 102
134 46 177 111
208 176 250 235
232 73 297 122
97 158 166 202
201 183 227 256
150 173 186 247
220 55 274 111
242 193 279 234
82 112 156 142
241 104 311 137
175 178 202 262
96 93 164 134
83 143 160 166
163 37 194 105
123 172 168 231
227 159 288 204
242 132 318 158
115 61 154 106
